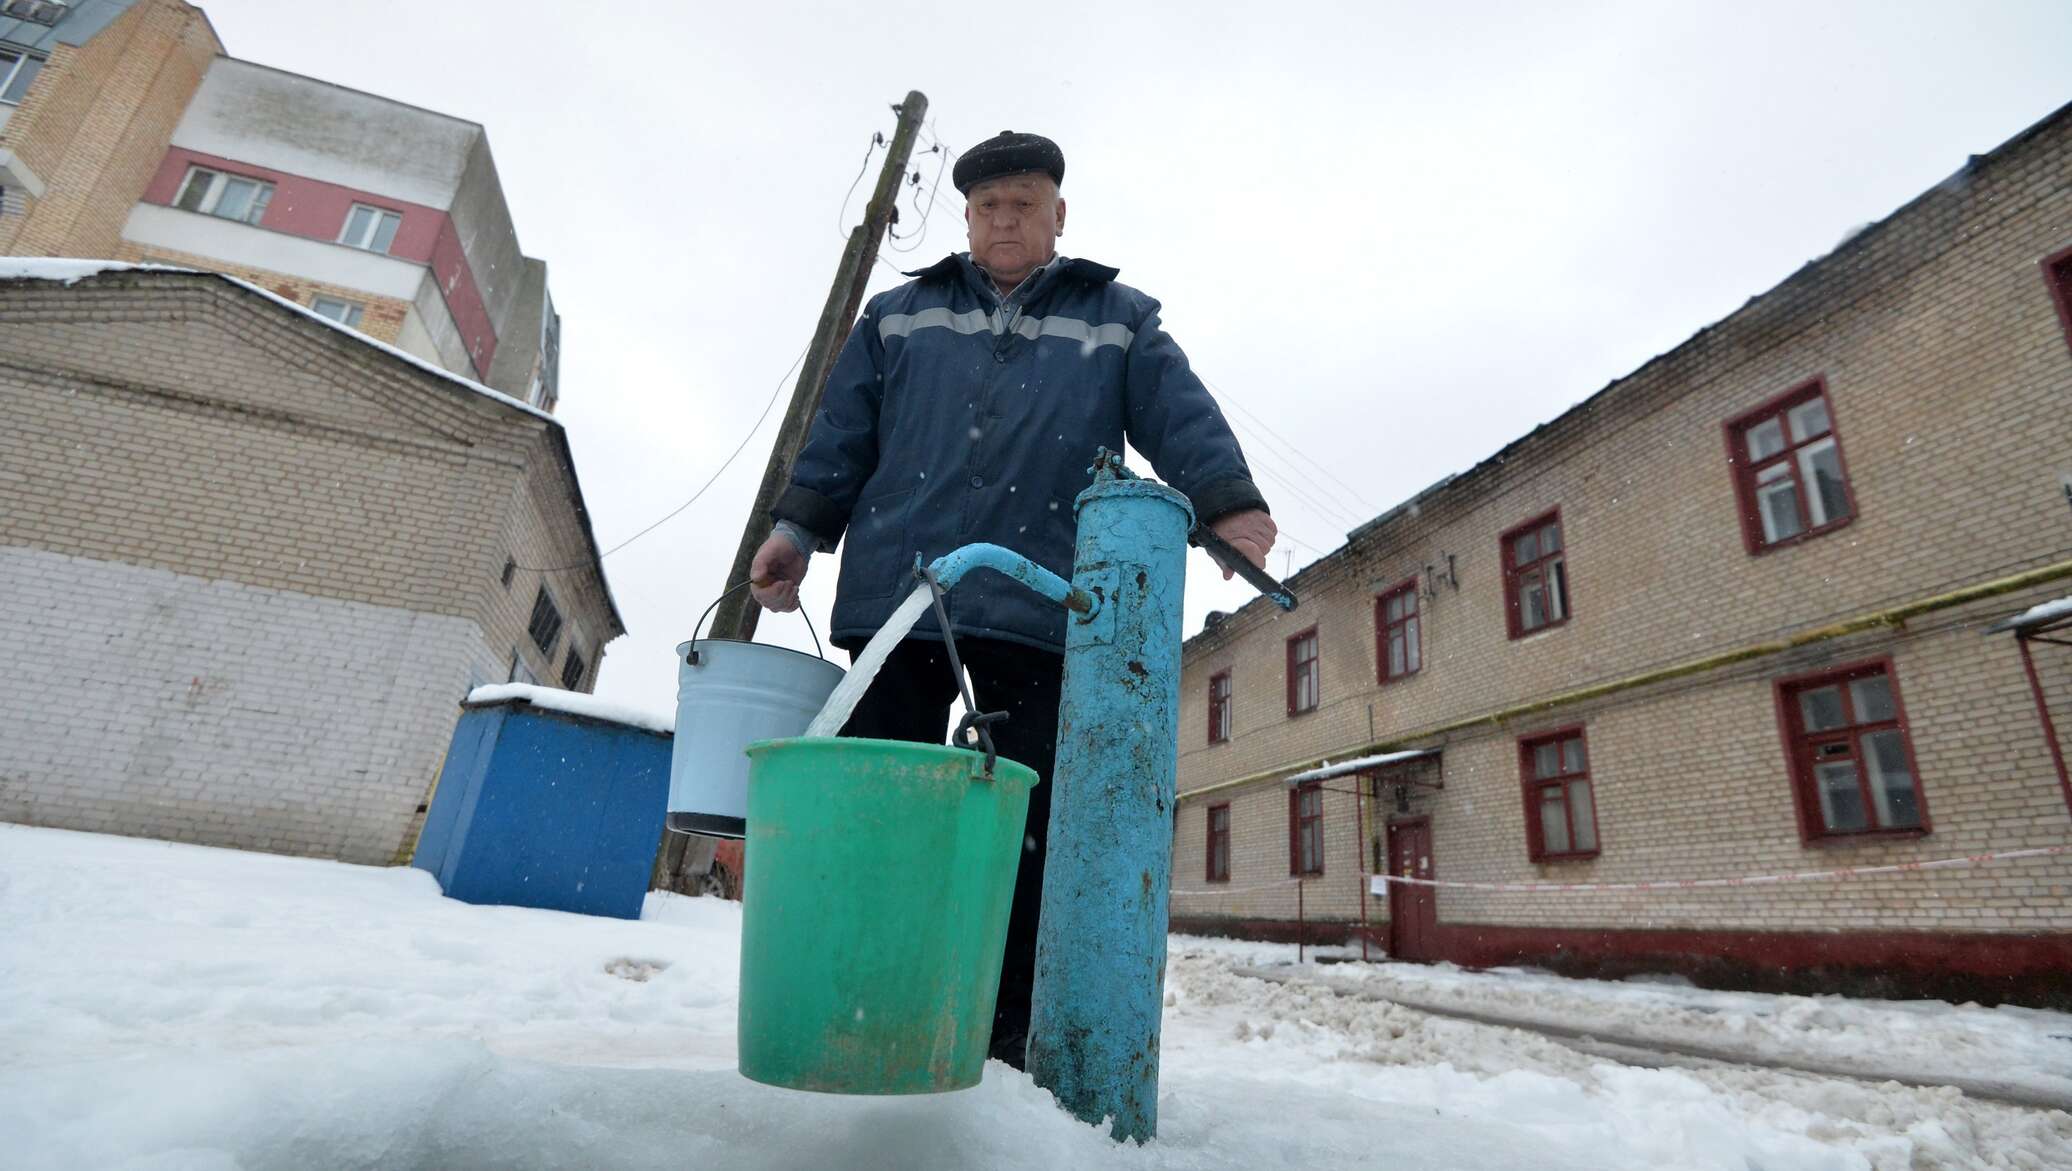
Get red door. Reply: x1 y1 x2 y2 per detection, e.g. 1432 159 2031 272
1386 819 1438 962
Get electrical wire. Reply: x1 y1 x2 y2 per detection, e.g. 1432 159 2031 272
836 132 885 239
512 344 808 575
1209 375 1383 515
886 142 951 254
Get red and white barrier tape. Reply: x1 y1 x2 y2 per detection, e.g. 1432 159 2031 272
1367 843 2072 896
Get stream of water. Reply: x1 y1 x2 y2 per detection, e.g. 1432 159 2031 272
802 584 936 738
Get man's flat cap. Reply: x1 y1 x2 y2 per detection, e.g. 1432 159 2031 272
953 131 1065 194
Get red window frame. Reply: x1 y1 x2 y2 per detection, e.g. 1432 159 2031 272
1376 578 1421 684
2043 242 2072 360
1722 377 1858 554
1501 509 1570 639
1519 726 1599 861
1206 803 1231 883
1286 626 1320 715
1774 657 1932 843
1207 670 1232 744
1288 780 1324 875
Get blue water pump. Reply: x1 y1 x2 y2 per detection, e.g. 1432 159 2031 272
926 450 1296 1141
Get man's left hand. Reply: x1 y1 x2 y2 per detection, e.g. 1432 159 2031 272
1209 509 1276 580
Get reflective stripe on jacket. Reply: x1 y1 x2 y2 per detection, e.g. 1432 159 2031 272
774 252 1266 653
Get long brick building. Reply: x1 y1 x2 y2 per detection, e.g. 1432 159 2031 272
1171 102 2072 1005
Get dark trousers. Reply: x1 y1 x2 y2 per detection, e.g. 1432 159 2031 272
838 636 1061 1070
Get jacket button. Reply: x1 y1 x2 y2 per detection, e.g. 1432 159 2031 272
993 351 1007 364
970 475 985 488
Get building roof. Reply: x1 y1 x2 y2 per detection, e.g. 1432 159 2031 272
0 258 624 635
1187 97 2072 656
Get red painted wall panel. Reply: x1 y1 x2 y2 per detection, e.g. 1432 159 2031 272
139 148 497 377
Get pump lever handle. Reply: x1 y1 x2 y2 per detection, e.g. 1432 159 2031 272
1190 524 1299 611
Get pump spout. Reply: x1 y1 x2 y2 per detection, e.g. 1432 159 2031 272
923 544 1097 616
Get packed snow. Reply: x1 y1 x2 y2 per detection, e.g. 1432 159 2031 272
3 824 2068 1170
465 682 676 735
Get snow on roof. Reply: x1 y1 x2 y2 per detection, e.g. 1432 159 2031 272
1284 748 1437 785
1987 595 2072 634
465 684 673 735
0 258 555 423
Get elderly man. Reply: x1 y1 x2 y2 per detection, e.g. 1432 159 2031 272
749 130 1274 1069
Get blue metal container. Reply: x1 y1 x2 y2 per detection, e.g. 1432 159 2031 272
1025 469 1194 1142
412 694 672 920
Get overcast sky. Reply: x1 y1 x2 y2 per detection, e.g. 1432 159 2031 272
199 0 2070 713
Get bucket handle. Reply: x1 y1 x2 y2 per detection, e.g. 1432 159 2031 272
687 579 825 664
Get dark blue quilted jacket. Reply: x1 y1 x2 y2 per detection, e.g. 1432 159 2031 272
774 252 1267 654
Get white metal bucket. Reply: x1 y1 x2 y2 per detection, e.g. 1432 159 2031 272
667 637 845 838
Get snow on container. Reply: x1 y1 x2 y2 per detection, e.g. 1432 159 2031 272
411 685 673 920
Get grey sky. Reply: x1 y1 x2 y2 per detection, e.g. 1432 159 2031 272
197 0 2071 713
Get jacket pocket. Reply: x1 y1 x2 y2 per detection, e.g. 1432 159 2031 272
840 487 915 600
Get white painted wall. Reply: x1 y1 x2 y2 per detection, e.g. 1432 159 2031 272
121 202 425 299
0 545 497 865
172 59 477 208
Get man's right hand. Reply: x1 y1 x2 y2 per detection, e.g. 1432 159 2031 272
749 534 807 612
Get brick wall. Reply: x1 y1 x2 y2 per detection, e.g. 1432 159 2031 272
0 270 618 862
111 239 414 347
0 0 218 256
1175 103 2072 948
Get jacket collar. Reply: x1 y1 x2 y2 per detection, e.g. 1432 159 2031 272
902 252 1120 289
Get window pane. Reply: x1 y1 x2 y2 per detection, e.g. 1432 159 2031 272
1404 616 1420 672
213 178 256 221
1849 674 1895 723
1534 742 1560 780
245 183 272 224
1539 791 1571 853
1757 477 1803 543
1568 780 1596 851
1388 630 1405 677
1787 396 1831 443
176 169 215 212
1520 571 1545 630
1547 558 1568 621
371 211 400 253
1561 737 1585 774
1513 531 1537 564
1815 760 1867 832
1746 417 1786 461
1800 439 1850 527
1540 522 1561 553
2 53 41 103
1799 685 1847 731
1862 730 1920 829
344 205 373 244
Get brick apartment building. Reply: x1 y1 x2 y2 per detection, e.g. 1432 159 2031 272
0 1 613 864
1171 102 2072 1005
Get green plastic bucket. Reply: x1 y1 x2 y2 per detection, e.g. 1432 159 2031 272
737 736 1038 1094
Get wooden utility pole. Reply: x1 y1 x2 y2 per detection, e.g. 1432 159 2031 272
654 92 929 894
708 90 930 643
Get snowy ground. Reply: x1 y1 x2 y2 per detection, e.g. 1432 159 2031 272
3 825 2068 1170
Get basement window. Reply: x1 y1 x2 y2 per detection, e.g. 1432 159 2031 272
174 166 273 226
527 586 562 656
1520 727 1598 861
340 203 402 254
1777 660 1928 840
0 47 44 105
561 645 587 691
310 295 365 329
1726 378 1855 552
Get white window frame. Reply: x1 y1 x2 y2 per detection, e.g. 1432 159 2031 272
0 47 45 106
173 166 273 226
309 295 365 329
338 203 402 253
